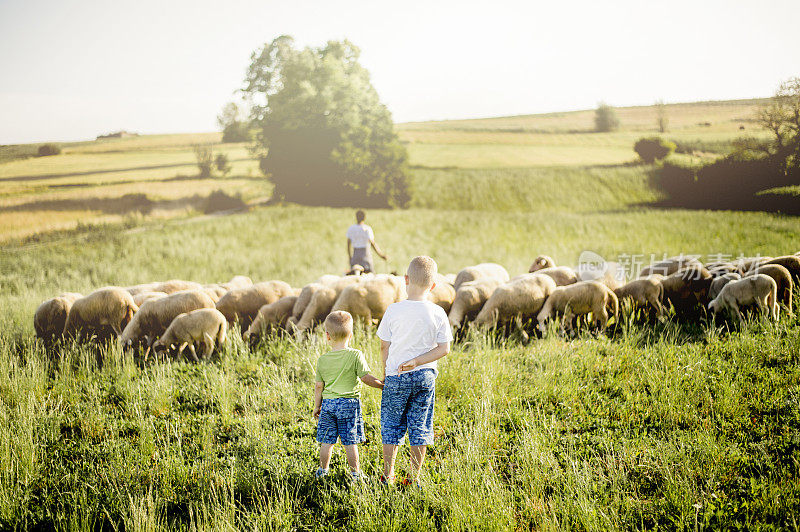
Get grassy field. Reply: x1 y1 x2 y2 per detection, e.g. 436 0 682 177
0 98 768 242
1 205 799 530
1 97 799 530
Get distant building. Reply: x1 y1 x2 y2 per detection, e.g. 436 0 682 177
96 130 139 140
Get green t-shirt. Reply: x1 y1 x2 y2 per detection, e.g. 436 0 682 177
315 347 371 399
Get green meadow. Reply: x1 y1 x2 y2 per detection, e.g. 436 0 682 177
1 98 799 530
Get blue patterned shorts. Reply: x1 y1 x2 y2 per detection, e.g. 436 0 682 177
381 368 436 446
317 397 365 446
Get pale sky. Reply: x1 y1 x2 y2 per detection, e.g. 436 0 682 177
1 0 798 144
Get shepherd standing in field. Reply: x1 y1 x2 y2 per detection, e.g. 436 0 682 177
347 210 388 273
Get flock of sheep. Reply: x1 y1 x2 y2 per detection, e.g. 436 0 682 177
33 251 800 361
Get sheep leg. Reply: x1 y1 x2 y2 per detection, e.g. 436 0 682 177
647 294 665 319
186 343 199 363
754 296 768 320
596 307 609 332
142 338 153 362
202 332 215 359
729 302 744 328
562 308 574 336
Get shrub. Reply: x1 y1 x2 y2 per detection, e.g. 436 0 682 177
634 137 676 163
194 145 214 178
594 103 620 132
215 153 231 177
37 143 61 156
203 190 247 214
657 154 799 211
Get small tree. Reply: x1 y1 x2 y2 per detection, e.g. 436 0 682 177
215 153 231 177
194 145 214 177
594 103 620 132
758 77 800 172
634 137 676 163
655 100 669 133
217 102 249 143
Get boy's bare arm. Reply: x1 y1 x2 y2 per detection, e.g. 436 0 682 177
313 381 324 419
380 340 390 378
398 342 450 373
360 373 384 389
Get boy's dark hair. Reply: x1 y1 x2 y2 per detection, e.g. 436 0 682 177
355 210 365 223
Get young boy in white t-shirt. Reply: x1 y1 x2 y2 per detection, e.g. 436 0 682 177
376 255 453 486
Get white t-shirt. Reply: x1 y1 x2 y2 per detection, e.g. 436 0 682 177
346 223 374 249
377 299 453 376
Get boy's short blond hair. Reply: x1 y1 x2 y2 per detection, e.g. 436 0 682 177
325 310 353 340
407 255 438 288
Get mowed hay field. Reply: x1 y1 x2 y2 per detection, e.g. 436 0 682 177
0 133 267 242
2 98 800 530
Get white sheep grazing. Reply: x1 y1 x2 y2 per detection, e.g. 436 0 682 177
331 275 407 323
707 264 737 277
291 282 324 325
530 266 578 286
708 274 778 325
453 263 510 291
708 273 741 301
215 280 294 328
120 290 216 357
537 281 619 334
528 255 556 273
315 274 343 285
220 275 253 290
34 292 83 341
733 256 771 275
290 276 367 331
244 296 299 340
152 308 228 362
63 287 139 338
613 277 665 317
639 257 702 277
133 291 168 307
126 283 159 296
474 274 557 327
428 273 456 313
761 256 800 283
744 264 793 314
448 278 503 329
201 284 228 303
576 261 625 290
292 286 339 331
152 280 204 294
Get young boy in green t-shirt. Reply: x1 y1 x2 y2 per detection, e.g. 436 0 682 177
313 310 384 481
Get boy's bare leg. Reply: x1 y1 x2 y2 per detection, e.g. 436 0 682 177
383 444 399 478
409 445 427 482
319 443 334 470
343 444 360 472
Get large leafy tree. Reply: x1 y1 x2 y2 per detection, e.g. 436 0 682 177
242 36 410 208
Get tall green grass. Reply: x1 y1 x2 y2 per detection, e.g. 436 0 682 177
410 165 662 212
1 315 798 530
